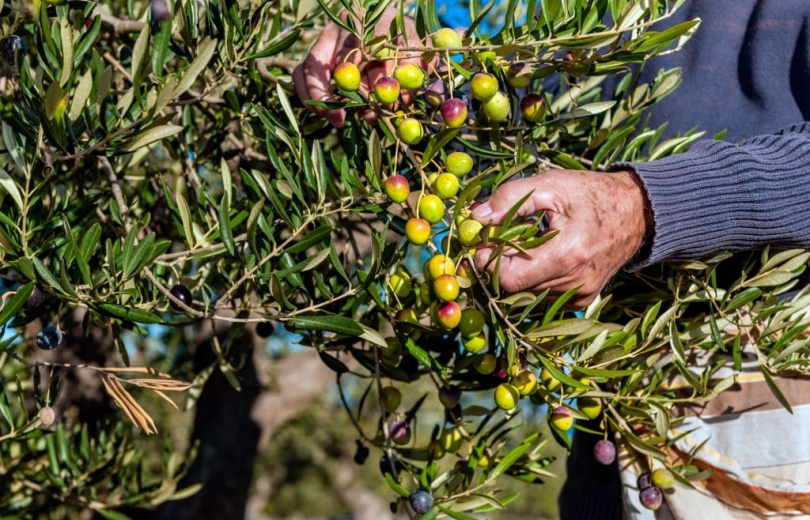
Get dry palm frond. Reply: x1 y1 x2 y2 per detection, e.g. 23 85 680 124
96 368 192 434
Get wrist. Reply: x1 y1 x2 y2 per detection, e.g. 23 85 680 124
613 168 654 267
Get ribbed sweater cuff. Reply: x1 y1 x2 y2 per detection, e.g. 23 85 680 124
612 123 810 268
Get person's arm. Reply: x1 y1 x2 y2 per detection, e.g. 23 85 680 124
471 122 810 306
614 122 810 267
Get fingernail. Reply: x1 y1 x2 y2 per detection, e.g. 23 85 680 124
471 202 492 221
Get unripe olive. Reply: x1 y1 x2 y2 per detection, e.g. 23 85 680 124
384 174 410 203
432 173 460 199
405 218 431 245
419 280 435 304
383 336 403 362
381 386 402 412
540 367 561 392
550 406 573 431
389 270 413 299
513 370 537 397
394 63 425 90
433 274 460 302
494 383 519 411
470 73 498 101
334 62 361 91
458 308 485 338
474 353 497 374
483 91 510 122
418 195 445 224
461 333 486 354
427 439 445 459
506 61 532 89
432 27 463 48
426 255 455 280
520 93 546 123
651 468 674 489
435 301 462 329
398 118 423 145
440 427 463 452
394 308 419 328
578 397 602 420
458 219 483 246
374 76 401 104
445 151 474 176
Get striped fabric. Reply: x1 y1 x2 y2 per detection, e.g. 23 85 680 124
620 342 810 519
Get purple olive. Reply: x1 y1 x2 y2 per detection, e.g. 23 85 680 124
593 440 616 465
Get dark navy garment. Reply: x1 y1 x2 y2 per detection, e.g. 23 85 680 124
634 0 810 143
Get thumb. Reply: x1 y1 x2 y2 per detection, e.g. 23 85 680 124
471 178 555 225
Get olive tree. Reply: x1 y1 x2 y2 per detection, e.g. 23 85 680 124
1 0 808 518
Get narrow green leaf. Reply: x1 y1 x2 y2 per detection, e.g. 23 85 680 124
95 303 163 324
276 82 300 134
438 506 478 520
490 433 537 478
121 125 183 152
634 19 701 52
385 472 410 497
423 128 460 164
219 196 235 256
725 287 761 311
0 381 13 428
176 192 194 247
32 258 64 293
286 225 332 254
79 223 102 263
125 233 156 277
151 19 172 77
541 285 581 326
173 37 218 98
59 17 74 87
247 29 301 59
318 351 349 374
288 315 364 336
558 101 616 120
44 81 63 121
760 368 793 414
69 69 93 121
96 510 134 520
0 282 34 327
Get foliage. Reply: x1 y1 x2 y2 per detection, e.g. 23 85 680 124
0 0 808 517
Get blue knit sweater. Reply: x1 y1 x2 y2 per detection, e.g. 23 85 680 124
616 0 810 267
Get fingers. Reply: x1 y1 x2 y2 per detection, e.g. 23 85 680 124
473 238 568 292
471 177 559 225
294 21 349 126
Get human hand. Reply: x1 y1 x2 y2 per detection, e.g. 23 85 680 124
292 8 431 128
471 169 652 309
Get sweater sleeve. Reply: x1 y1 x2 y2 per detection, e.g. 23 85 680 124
611 122 810 268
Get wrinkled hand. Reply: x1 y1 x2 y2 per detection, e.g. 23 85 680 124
292 8 430 128
471 169 652 309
